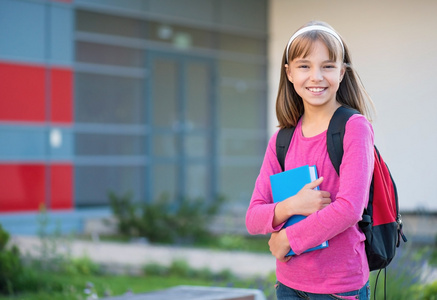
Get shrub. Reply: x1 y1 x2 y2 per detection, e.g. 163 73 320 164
422 280 437 300
0 224 42 295
64 256 101 276
143 259 234 282
109 192 225 244
168 259 192 277
0 224 23 294
144 262 169 277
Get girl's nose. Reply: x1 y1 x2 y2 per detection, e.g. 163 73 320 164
310 68 323 81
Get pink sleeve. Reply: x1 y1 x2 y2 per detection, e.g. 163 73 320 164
245 131 285 235
286 116 374 255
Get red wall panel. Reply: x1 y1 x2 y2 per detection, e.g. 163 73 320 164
51 68 73 123
50 164 73 210
0 164 46 212
0 163 74 212
0 62 46 122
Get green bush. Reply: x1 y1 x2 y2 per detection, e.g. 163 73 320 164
109 192 225 244
34 206 102 277
64 256 101 276
144 262 169 277
143 259 235 282
0 224 43 295
370 269 420 300
168 259 192 277
0 212 105 297
422 280 437 300
0 224 24 294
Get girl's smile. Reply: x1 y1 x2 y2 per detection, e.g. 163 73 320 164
307 87 327 93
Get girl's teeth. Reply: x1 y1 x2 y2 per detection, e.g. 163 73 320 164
308 87 325 92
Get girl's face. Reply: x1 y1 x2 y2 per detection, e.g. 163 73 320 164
286 40 345 110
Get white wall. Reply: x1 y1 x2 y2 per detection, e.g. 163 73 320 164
268 0 437 211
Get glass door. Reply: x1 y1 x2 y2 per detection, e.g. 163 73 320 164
148 53 216 203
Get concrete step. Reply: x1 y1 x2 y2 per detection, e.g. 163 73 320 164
104 285 266 300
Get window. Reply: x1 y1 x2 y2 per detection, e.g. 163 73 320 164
74 3 267 209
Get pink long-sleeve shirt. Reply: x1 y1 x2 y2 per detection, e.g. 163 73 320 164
246 114 374 294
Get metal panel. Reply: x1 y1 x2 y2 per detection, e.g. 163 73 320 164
51 67 73 123
50 164 73 210
0 125 73 161
50 5 74 64
149 0 215 24
75 0 146 10
48 127 74 160
0 62 46 122
0 0 46 61
218 0 267 33
0 126 47 160
0 163 46 212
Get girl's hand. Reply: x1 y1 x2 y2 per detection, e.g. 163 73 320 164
273 177 331 227
269 230 291 262
293 177 331 216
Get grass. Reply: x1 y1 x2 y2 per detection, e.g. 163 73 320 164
2 270 435 300
3 220 437 300
0 271 274 300
0 273 216 300
1 225 272 300
1 253 436 300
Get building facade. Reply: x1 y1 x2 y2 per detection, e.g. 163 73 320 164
4 0 435 237
0 0 268 234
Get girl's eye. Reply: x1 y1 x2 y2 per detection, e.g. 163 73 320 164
324 65 336 69
298 65 309 69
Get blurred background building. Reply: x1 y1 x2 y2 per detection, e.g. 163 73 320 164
0 0 268 234
1 0 436 240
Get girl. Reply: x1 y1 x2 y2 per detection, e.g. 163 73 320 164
245 21 375 299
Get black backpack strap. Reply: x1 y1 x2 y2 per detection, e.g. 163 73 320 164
276 127 296 172
326 106 359 175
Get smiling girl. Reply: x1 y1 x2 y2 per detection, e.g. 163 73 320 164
245 21 375 299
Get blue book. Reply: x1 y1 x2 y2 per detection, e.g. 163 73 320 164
270 165 328 256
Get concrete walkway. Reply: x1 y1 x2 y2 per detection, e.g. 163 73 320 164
10 235 276 279
106 286 267 300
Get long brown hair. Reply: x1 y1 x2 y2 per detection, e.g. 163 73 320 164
276 21 375 128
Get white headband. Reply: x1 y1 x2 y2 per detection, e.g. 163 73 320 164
286 25 345 63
